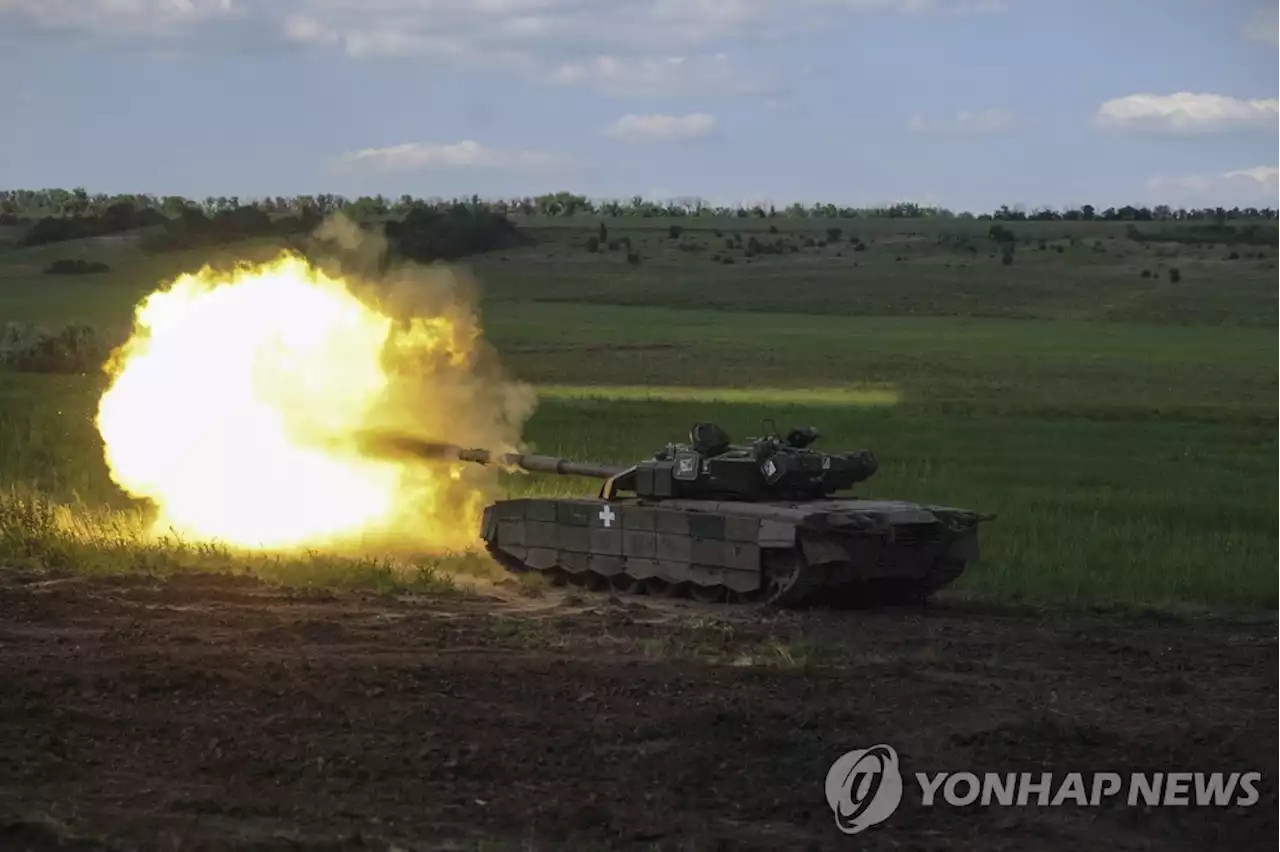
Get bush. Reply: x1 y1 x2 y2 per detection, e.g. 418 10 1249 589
585 236 600 253
668 225 683 239
1140 269 1152 279
1168 267 1181 283
44 259 110 275
988 224 1016 243
1001 250 1015 266
382 205 531 264
626 252 640 266
826 227 842 242
607 239 620 252
21 216 99 246
0 322 112 374
19 202 167 247
144 205 318 252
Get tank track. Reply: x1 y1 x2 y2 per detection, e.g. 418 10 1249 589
486 544 965 608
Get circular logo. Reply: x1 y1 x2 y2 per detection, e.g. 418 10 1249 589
824 744 904 835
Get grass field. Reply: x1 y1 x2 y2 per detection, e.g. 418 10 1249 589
0 217 1275 611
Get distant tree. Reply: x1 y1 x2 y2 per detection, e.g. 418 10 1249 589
1 187 1275 231
44 259 110 275
988 224 1016 243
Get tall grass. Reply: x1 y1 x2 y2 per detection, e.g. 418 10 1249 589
0 484 494 593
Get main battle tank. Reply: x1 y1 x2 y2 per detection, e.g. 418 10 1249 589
371 423 993 607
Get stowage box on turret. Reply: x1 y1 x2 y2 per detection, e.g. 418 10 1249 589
431 421 994 607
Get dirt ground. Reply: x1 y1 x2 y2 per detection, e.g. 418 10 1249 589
0 570 1275 852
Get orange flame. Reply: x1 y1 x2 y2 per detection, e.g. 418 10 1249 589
95 252 531 553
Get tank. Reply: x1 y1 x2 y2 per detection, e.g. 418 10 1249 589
365 422 994 607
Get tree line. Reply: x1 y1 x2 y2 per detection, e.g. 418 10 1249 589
1 188 1275 225
7 191 531 264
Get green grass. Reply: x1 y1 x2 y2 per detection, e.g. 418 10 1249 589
483 303 1274 420
2 219 1275 328
0 220 1275 611
464 221 1277 327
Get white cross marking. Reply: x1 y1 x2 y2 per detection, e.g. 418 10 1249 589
598 505 616 528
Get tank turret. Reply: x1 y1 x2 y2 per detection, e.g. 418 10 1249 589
619 420 878 501
361 421 878 502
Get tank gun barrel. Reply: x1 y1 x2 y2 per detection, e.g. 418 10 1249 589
353 431 626 480
456 448 625 479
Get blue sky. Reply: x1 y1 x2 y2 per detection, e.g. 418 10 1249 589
1 0 1276 212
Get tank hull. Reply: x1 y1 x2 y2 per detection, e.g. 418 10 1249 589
480 496 986 606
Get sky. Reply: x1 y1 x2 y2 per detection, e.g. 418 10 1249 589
0 0 1276 213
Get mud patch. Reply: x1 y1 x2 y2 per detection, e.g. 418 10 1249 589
0 570 1274 851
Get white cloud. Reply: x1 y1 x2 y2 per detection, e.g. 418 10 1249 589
0 0 992 46
906 108 1015 134
601 113 717 142
269 0 1004 57
1242 5 1278 45
0 0 1005 94
0 0 237 36
1145 166 1279 207
548 53 774 97
1094 93 1279 134
334 141 571 172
